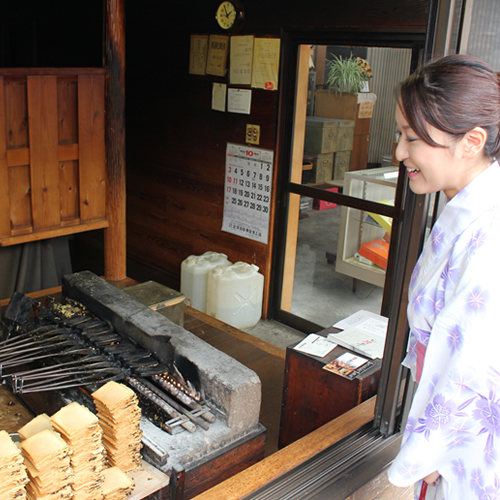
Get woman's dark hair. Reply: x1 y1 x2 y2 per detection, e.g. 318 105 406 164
396 54 500 158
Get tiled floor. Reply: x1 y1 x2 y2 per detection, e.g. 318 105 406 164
242 205 385 349
289 205 384 328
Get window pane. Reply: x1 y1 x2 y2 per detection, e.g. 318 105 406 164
465 0 500 71
290 198 386 328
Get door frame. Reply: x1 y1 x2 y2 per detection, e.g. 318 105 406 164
270 29 425 331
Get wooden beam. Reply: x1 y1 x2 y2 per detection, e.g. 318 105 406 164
104 0 127 281
280 45 310 311
78 75 107 223
6 145 79 167
0 77 10 238
0 219 109 247
27 76 61 232
0 68 107 77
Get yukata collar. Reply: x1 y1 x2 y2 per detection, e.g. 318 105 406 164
427 162 500 256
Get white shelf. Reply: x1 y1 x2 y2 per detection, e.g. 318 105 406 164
335 166 398 288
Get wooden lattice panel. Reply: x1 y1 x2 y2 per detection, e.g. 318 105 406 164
0 69 109 246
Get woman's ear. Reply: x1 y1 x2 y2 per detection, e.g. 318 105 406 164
462 127 488 158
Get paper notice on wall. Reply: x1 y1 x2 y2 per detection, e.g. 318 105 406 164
212 83 227 112
229 35 254 85
206 34 229 77
251 38 280 90
189 35 208 75
227 88 251 114
222 143 274 244
357 92 377 118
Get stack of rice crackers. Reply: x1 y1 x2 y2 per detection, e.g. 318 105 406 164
101 466 135 500
0 430 28 500
91 381 143 472
11 379 141 500
21 428 72 500
50 402 106 500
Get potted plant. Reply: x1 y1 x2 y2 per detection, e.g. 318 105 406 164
315 55 373 120
325 55 373 95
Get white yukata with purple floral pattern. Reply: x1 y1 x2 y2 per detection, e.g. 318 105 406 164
388 162 500 500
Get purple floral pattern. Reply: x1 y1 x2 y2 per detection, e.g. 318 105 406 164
414 394 456 439
447 325 463 354
451 459 466 481
469 229 487 259
466 287 488 313
389 163 500 499
430 224 445 255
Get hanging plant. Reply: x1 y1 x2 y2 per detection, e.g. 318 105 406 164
326 55 373 95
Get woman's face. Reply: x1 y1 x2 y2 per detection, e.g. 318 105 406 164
395 104 464 199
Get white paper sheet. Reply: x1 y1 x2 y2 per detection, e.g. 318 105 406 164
293 334 337 357
333 309 388 336
227 88 252 114
212 83 227 112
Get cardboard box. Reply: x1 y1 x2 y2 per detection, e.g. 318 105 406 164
304 152 334 183
358 239 389 269
313 187 338 210
304 117 355 154
333 150 351 180
314 90 358 121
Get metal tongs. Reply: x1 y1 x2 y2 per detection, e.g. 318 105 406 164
7 355 129 393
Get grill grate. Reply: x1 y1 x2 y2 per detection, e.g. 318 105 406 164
1 294 213 436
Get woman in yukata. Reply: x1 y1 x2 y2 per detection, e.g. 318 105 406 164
388 55 500 500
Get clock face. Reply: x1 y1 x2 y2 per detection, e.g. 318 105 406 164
216 1 237 30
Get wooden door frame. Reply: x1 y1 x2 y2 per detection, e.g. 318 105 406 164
270 29 424 329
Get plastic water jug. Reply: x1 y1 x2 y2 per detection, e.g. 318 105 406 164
180 252 232 313
206 262 264 329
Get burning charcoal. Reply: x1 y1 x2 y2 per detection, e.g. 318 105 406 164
152 373 201 409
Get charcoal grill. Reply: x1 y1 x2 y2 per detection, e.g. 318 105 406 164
1 271 263 495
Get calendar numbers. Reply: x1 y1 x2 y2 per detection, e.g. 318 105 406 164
222 143 274 244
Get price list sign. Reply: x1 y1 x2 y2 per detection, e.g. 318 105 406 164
222 143 274 244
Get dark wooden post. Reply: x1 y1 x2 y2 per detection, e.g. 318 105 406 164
104 0 126 281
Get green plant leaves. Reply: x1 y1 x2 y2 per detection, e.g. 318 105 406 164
326 55 370 95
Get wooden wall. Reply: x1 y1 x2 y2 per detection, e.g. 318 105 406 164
1 0 430 315
125 0 429 316
0 70 108 247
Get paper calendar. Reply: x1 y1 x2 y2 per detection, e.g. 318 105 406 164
222 143 274 244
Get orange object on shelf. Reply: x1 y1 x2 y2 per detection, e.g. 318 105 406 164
358 239 389 269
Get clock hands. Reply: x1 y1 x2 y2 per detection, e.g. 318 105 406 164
224 5 235 19
216 1 242 29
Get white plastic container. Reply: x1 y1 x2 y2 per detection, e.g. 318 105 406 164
206 261 264 329
180 252 232 313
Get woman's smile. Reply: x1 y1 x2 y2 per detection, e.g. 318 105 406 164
394 104 488 199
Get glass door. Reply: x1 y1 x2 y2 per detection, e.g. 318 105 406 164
274 43 413 332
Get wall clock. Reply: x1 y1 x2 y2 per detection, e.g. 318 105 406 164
215 1 245 33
